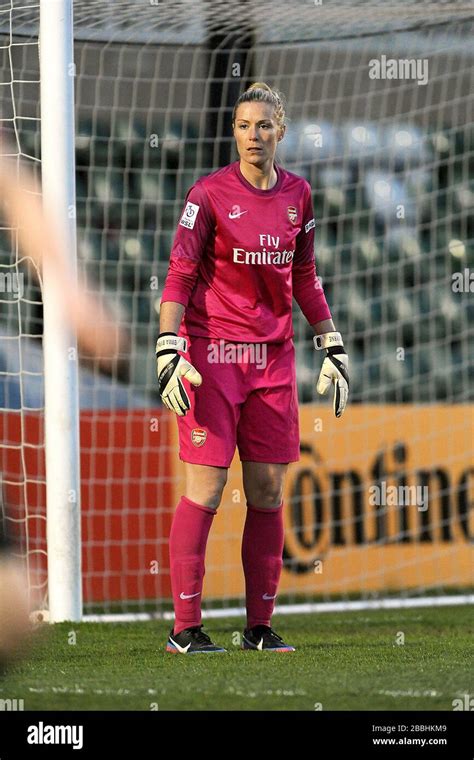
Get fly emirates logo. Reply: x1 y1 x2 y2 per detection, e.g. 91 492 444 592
233 234 294 266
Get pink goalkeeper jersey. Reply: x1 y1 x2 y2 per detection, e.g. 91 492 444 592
160 160 331 343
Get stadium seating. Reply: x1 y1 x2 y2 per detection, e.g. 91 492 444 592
2 118 470 405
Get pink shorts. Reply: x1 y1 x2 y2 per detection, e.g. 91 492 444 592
176 332 300 467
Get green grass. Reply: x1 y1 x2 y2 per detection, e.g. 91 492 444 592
1 605 472 711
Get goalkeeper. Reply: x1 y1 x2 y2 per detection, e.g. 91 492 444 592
157 82 349 654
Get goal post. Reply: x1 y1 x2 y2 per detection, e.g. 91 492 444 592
40 0 81 622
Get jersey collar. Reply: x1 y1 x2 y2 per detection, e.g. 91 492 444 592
234 160 282 196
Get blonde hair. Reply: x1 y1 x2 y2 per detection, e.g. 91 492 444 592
232 82 287 133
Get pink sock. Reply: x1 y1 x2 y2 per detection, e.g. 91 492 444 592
169 495 215 635
241 502 284 629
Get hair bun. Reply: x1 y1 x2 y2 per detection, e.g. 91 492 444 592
232 82 286 132
247 82 273 94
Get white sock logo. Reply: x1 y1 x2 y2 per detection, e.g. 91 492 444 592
262 592 277 600
179 591 201 600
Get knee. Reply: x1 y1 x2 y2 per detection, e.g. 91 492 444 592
186 469 228 510
201 484 226 510
246 479 284 509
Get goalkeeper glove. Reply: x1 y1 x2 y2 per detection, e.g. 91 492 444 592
314 331 349 418
155 332 202 416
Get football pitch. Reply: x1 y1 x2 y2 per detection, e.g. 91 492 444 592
1 605 472 712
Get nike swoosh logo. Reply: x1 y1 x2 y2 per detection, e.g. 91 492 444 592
257 637 264 651
179 591 201 600
228 210 248 219
169 636 192 654
262 593 277 600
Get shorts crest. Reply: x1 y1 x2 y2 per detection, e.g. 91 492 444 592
191 428 207 447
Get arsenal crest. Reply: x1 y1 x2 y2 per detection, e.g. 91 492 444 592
191 428 207 447
287 205 297 225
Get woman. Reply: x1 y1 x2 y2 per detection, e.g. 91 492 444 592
157 82 349 654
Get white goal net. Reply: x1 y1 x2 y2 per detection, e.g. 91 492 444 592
0 0 472 619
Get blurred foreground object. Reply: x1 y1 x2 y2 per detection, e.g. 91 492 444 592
0 154 130 371
0 522 31 672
